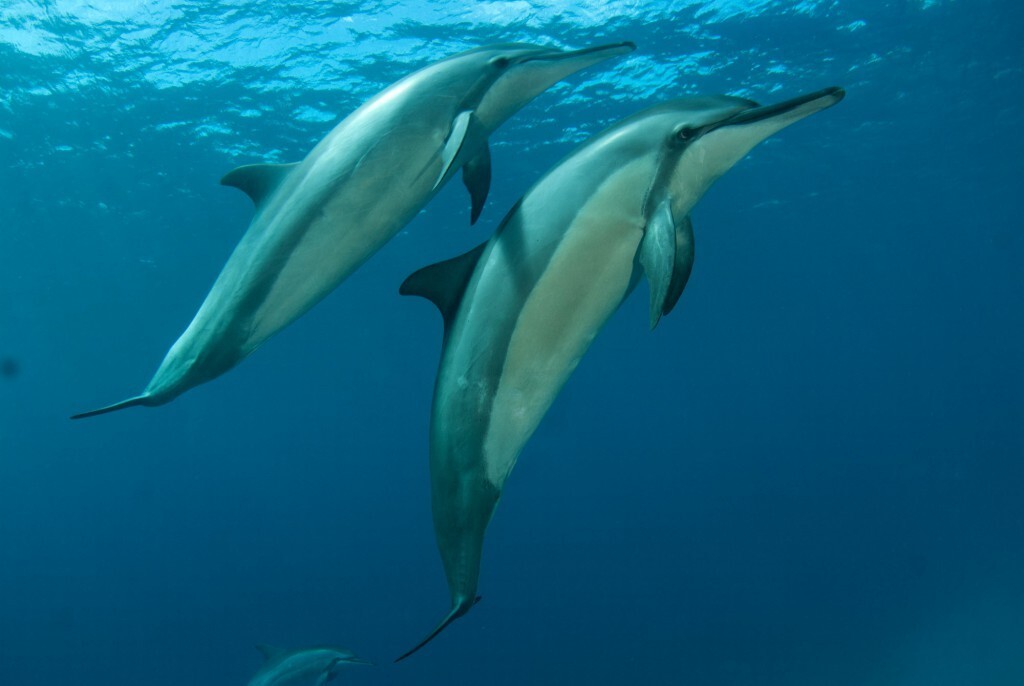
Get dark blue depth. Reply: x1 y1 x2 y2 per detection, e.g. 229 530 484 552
1 2 1022 685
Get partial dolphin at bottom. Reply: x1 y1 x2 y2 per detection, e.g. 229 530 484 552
247 644 371 686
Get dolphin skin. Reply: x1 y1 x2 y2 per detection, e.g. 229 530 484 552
247 644 371 686
396 87 845 659
72 42 636 418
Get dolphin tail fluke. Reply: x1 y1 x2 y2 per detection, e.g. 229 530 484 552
394 596 480 663
70 394 150 419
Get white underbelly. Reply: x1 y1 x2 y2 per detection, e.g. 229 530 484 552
481 201 643 488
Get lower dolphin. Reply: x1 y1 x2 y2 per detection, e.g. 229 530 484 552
72 41 635 418
247 644 371 686
396 86 845 659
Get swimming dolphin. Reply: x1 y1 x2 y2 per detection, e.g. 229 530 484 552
72 41 636 419
247 644 371 686
395 86 845 660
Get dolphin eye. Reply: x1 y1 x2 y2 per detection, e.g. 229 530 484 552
677 126 698 141
491 56 511 69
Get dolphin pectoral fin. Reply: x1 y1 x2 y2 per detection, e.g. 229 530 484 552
70 394 150 419
394 600 475 663
662 214 695 318
639 198 678 330
400 241 488 330
314 669 333 686
220 162 298 207
434 110 482 191
462 141 491 225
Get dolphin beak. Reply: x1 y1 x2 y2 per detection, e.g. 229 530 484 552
721 86 846 128
525 41 636 73
549 41 637 62
344 657 374 666
673 86 845 190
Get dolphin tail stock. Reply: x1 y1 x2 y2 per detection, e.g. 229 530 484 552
394 596 481 663
70 394 150 419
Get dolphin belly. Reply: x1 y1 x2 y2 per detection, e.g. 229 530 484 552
228 129 445 348
479 184 645 489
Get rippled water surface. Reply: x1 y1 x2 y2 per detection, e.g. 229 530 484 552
1 2 1022 685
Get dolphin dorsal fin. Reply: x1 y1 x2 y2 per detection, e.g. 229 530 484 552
639 198 678 330
256 644 286 662
221 162 298 207
400 241 488 331
662 214 695 318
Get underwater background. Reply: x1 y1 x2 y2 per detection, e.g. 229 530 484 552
1 1 1022 684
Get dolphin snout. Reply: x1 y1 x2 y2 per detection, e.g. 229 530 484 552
555 41 637 61
533 41 636 70
343 656 374 666
723 86 846 126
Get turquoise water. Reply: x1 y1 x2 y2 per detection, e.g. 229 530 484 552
1 1 1022 684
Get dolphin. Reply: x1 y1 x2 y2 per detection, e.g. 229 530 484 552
395 86 845 660
72 41 636 419
247 644 371 686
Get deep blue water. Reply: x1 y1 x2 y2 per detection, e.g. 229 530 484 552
1 1 1022 684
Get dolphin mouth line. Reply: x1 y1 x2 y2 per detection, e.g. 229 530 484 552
522 41 637 65
720 86 846 127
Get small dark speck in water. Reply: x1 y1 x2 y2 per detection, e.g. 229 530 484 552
1 357 20 379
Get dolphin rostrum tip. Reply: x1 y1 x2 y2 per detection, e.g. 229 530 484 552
811 86 845 106
593 40 636 54
346 656 375 666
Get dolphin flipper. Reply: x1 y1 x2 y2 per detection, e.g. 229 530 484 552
462 142 491 225
435 110 488 195
639 197 678 329
662 214 695 318
70 394 150 419
435 110 473 189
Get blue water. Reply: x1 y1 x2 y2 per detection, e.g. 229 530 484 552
1 1 1022 684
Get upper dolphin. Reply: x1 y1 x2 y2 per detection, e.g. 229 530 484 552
247 644 371 686
396 86 845 659
72 41 635 418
